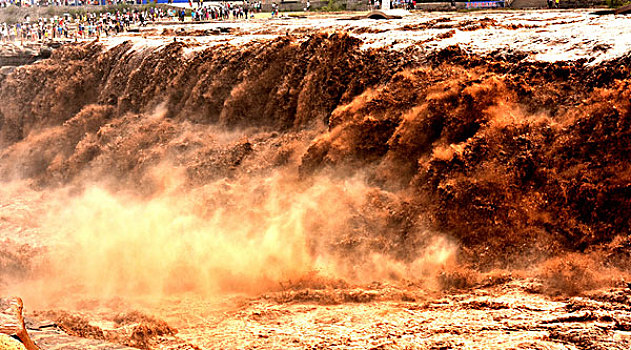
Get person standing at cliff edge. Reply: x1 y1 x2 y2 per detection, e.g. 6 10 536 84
1 23 8 42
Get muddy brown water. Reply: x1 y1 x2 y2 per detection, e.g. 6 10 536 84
1 10 631 349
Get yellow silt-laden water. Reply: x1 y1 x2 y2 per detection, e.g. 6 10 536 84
0 333 26 350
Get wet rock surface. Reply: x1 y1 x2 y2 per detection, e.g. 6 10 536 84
0 43 55 67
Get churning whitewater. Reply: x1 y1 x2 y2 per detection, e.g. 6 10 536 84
1 8 631 350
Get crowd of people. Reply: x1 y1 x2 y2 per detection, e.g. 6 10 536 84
0 0 265 8
371 0 416 10
187 1 260 21
1 0 151 7
0 7 170 42
0 1 263 42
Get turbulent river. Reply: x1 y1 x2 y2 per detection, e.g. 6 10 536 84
1 9 631 350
